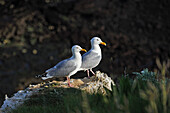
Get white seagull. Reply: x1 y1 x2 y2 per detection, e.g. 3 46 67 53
79 37 106 78
38 45 86 87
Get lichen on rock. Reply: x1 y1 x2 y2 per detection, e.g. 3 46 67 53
80 71 115 94
0 88 40 113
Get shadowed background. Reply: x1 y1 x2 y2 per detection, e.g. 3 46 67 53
0 0 170 105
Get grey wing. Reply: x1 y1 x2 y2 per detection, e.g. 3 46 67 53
81 50 101 69
46 59 77 77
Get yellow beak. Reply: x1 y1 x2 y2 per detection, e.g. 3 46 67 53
100 42 106 46
81 49 87 52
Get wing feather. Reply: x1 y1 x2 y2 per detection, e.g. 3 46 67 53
46 58 77 77
81 50 101 69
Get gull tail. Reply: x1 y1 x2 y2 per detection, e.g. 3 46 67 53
35 72 53 80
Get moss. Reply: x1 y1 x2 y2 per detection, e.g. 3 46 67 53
13 88 82 113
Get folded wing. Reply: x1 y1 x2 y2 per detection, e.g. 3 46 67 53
81 50 101 69
46 59 77 77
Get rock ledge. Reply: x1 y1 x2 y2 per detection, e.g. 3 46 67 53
0 71 114 113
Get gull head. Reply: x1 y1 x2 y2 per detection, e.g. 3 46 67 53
72 45 87 53
91 37 106 46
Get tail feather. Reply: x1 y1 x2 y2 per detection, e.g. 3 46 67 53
36 72 53 80
35 72 47 78
42 76 53 80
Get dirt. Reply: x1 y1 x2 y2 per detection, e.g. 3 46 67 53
0 0 170 106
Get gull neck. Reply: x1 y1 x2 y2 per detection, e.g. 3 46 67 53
91 44 101 53
72 52 82 60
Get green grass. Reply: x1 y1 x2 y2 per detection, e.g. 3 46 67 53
13 69 170 113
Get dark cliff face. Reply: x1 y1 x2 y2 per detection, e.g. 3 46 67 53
0 0 170 106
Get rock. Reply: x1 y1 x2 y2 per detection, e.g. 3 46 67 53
0 88 40 113
0 71 115 113
80 71 115 94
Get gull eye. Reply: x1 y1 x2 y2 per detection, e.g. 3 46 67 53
97 39 99 41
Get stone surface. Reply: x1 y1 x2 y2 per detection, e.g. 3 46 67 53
0 71 114 113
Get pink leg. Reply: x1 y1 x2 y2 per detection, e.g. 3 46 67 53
87 69 90 79
67 76 73 87
90 69 95 76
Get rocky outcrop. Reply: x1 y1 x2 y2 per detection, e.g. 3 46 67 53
0 71 115 113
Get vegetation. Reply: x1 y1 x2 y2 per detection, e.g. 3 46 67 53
13 66 170 113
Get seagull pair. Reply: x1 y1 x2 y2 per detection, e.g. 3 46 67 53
39 37 106 87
